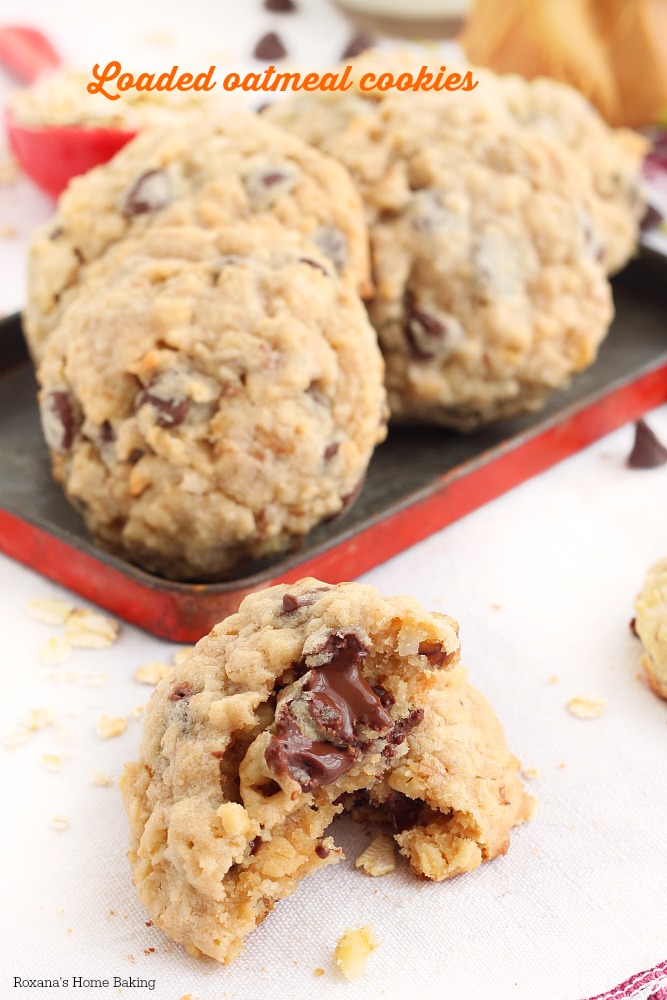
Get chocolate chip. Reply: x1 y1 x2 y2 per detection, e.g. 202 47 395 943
249 836 262 855
304 632 393 743
100 420 114 444
315 842 330 859
341 31 375 59
145 920 153 927
307 382 329 408
41 390 79 453
384 792 423 833
253 31 287 60
640 203 664 233
418 640 454 667
127 448 144 465
405 308 448 361
312 226 347 273
136 381 191 429
630 617 639 638
372 685 395 709
265 0 296 9
282 593 301 613
262 169 290 188
265 710 358 791
627 419 667 469
324 442 339 460
169 682 193 702
386 708 424 748
122 169 171 217
341 476 365 510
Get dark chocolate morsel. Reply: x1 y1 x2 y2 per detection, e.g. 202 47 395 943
122 169 172 217
136 381 191 429
43 390 79 453
629 617 639 638
405 308 448 361
265 0 296 9
341 31 375 59
249 836 262 855
386 708 424 748
384 791 423 833
100 420 114 444
341 475 365 510
418 639 454 667
169 682 193 702
324 441 339 460
253 31 287 60
627 419 667 469
282 593 301 613
315 842 330 859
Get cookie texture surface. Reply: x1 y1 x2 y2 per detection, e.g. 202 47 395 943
37 228 386 579
119 578 533 964
272 86 613 428
25 112 371 362
635 558 667 699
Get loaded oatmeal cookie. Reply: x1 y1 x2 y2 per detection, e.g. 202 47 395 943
120 579 533 964
37 226 386 579
267 56 616 428
25 111 371 362
266 48 647 275
635 558 667 699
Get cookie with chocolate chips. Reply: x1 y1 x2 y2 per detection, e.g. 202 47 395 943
37 226 386 580
635 558 667 700
25 111 371 363
119 578 533 964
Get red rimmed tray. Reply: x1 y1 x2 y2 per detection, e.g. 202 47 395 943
1 255 665 641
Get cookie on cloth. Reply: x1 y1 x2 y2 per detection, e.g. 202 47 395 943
635 558 667 699
25 111 372 363
119 578 533 964
37 226 386 580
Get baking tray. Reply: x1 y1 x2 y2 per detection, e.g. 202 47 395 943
0 254 665 641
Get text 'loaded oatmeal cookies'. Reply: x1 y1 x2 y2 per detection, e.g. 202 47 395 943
24 112 372 363
635 559 667 700
37 227 387 580
119 579 534 965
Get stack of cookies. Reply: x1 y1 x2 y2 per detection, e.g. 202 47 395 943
26 50 647 578
26 115 388 579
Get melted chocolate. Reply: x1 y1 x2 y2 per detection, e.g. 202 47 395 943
418 640 454 667
265 712 357 792
304 632 393 742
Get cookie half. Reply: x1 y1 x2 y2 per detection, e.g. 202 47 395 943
120 578 533 964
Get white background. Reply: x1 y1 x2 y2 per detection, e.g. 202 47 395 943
0 2 666 999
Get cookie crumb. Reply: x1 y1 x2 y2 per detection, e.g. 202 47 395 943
521 766 539 780
38 635 72 665
134 661 173 685
547 674 559 684
51 815 69 831
97 715 128 738
90 771 113 787
567 696 607 719
65 610 120 649
42 753 64 771
334 925 378 981
355 834 396 877
127 704 146 720
314 968 325 977
173 646 196 665
3 728 31 749
28 597 75 625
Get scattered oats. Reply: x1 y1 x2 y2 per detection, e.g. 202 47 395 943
22 707 55 730
0 224 17 238
65 610 119 649
567 696 607 720
38 635 72 665
558 762 566 770
172 646 195 666
314 968 325 977
134 661 172 685
547 675 559 684
355 834 396 877
97 715 128 738
334 926 378 981
521 767 539 781
4 728 31 749
27 597 75 625
42 754 64 772
66 928 72 934
51 815 69 831
0 155 19 186
127 704 146 720
90 772 113 787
